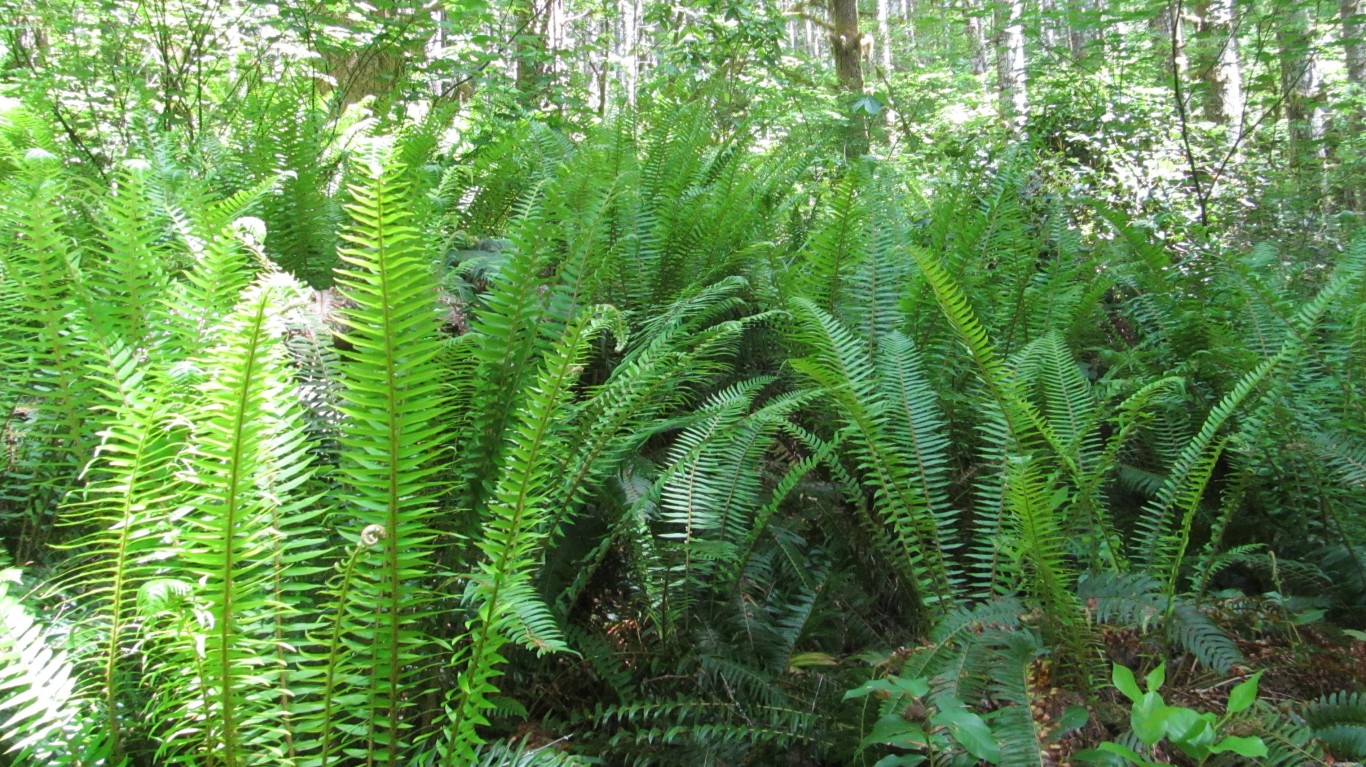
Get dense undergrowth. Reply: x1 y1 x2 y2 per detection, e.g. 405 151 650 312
0 85 1364 767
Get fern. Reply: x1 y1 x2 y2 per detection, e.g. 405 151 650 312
986 629 1049 767
1076 573 1244 673
1243 705 1323 766
152 274 319 765
0 154 99 484
0 570 115 764
1000 456 1091 667
1303 691 1366 760
797 164 867 317
303 154 449 765
50 359 185 761
443 307 623 762
789 298 962 610
86 160 176 347
1136 245 1365 582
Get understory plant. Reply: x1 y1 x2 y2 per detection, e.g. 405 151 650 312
0 94 1362 767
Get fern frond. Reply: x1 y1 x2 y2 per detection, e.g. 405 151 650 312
0 572 114 763
87 160 176 347
1252 705 1325 767
1136 246 1364 578
305 156 449 765
1166 602 1243 673
797 166 866 316
443 307 622 762
49 366 186 760
987 630 1048 767
789 298 961 610
149 274 319 766
0 155 99 478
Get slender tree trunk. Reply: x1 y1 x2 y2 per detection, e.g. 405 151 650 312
877 0 894 72
1151 2 1186 77
1278 5 1324 172
597 13 610 114
617 0 639 106
1344 0 1366 87
901 0 916 55
513 0 550 108
1068 0 1093 63
1194 0 1242 130
995 0 1028 132
1341 0 1365 206
830 0 868 156
1039 0 1060 52
965 0 991 76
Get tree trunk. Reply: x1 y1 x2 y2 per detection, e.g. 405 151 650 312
965 0 990 76
1151 2 1186 78
1039 0 1061 52
513 0 550 108
830 0 869 156
616 0 640 106
1341 0 1365 206
1344 0 1366 87
830 0 865 94
1278 5 1324 172
877 0 894 72
1068 0 1093 63
995 0 1028 132
1194 0 1242 129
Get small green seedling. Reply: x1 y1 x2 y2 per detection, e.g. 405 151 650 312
1078 663 1268 766
845 675 1001 766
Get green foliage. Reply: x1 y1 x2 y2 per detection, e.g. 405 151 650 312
1302 692 1366 761
1080 663 1267 766
305 152 449 764
2 23 1366 763
0 568 115 763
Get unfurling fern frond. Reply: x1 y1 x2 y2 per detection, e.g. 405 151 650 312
304 155 450 766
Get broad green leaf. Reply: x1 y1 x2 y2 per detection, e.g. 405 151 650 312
874 754 928 767
1073 746 1136 765
867 715 927 747
1211 735 1268 757
1166 708 1216 760
1226 671 1262 714
1112 664 1142 704
852 95 884 116
931 707 1000 763
1131 694 1170 746
1144 662 1166 692
1093 742 1156 766
845 675 929 700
